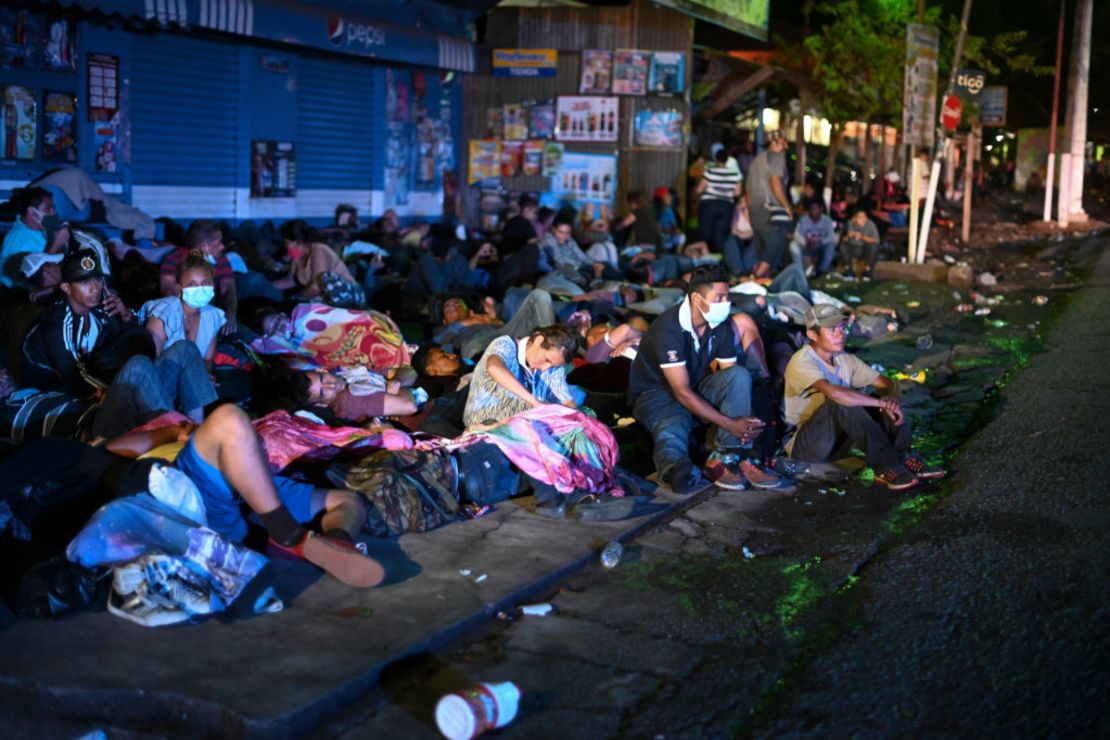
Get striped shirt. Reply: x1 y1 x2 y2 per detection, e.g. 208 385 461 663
463 335 572 428
700 164 742 202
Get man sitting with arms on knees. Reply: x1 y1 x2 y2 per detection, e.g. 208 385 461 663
628 264 790 493
463 324 577 430
783 303 944 490
106 404 384 587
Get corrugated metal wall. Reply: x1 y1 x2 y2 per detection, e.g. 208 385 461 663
131 33 240 217
297 56 379 191
465 0 693 217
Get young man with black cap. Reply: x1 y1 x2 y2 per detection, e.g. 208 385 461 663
628 263 791 493
22 245 217 439
783 303 944 490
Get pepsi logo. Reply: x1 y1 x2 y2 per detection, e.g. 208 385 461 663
327 15 345 45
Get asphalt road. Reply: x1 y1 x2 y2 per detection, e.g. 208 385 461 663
327 235 1110 739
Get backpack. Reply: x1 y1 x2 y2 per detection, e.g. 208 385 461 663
328 448 459 536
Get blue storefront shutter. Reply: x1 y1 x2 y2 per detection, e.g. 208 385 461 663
297 55 377 192
130 32 240 219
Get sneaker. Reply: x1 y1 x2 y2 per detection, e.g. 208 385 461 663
268 533 385 588
569 492 635 522
704 452 749 491
669 461 716 495
903 453 945 480
738 460 797 493
874 467 919 491
771 456 850 483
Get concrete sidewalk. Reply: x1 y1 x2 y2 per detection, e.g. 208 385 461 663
0 483 699 737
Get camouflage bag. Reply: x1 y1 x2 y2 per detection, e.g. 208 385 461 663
328 448 459 536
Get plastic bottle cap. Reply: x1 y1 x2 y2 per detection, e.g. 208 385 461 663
436 694 478 740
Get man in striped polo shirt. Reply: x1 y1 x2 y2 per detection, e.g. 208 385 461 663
696 145 742 254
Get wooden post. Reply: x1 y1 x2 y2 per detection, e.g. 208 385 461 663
962 125 976 243
909 155 921 262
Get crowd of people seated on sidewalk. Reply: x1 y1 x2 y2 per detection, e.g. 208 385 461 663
0 161 943 624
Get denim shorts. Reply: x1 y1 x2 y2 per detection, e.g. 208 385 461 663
175 437 319 542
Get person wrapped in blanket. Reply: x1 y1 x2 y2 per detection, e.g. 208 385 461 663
246 301 412 376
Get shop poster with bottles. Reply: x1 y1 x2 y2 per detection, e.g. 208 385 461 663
541 152 617 225
555 96 618 142
2 85 36 160
0 9 38 69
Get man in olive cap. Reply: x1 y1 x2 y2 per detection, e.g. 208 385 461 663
783 303 944 490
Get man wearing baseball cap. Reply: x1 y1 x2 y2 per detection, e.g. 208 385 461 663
782 303 943 490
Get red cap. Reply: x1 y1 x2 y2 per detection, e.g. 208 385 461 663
652 186 670 199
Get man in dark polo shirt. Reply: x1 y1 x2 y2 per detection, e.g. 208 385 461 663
628 263 792 493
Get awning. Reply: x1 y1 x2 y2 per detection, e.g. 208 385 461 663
48 0 477 72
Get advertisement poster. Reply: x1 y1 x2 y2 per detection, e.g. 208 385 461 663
556 96 618 142
500 141 523 177
503 103 528 141
902 23 939 148
486 106 503 139
94 119 118 172
634 109 684 148
522 140 544 175
2 85 36 160
649 52 685 95
579 50 613 94
0 9 38 69
42 16 75 71
541 141 564 176
612 50 650 96
540 152 617 226
250 140 296 198
87 53 119 121
529 100 555 139
384 69 412 208
468 139 501 183
42 91 76 162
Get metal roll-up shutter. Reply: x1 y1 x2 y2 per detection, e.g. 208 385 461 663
297 56 377 193
131 33 240 219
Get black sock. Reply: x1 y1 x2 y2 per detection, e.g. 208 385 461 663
323 528 353 543
260 506 305 546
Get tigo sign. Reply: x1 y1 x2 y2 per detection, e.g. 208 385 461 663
954 68 986 97
492 49 557 77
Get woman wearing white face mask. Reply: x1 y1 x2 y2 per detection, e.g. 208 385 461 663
142 253 227 368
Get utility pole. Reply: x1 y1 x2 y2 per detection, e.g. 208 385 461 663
1062 0 1092 223
916 0 973 264
1043 0 1066 222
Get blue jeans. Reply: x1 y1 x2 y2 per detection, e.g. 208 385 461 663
753 224 789 272
632 365 753 490
789 235 837 274
92 341 218 439
650 253 695 283
722 235 758 276
698 198 733 253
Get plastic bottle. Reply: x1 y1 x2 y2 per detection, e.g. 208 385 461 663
599 540 623 569
435 681 520 740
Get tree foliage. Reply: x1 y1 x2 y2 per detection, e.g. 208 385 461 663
780 0 1052 128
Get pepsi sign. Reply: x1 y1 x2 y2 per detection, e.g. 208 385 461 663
327 14 386 49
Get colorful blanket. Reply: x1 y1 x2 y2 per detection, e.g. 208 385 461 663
457 405 623 496
252 410 413 472
251 303 411 372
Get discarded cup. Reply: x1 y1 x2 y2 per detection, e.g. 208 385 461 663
519 603 555 617
599 540 623 569
436 681 521 740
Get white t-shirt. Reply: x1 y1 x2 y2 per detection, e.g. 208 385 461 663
141 296 226 358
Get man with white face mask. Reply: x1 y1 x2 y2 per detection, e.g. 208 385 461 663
629 264 792 493
0 186 70 287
